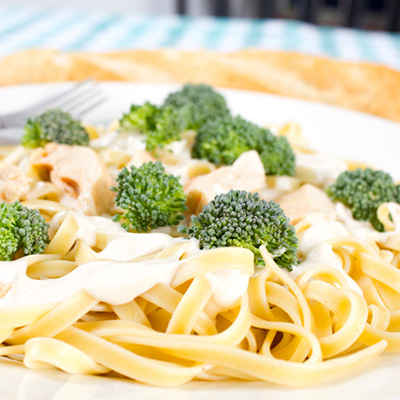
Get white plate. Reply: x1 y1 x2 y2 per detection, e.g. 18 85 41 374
0 82 400 400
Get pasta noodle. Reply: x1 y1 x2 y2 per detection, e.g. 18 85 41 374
0 112 400 389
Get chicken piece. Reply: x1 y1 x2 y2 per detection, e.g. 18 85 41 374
0 165 33 202
127 149 156 168
295 152 348 187
31 143 114 215
185 150 266 215
276 183 336 224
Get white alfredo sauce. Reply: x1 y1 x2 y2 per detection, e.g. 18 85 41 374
205 270 250 310
289 214 363 295
334 202 380 243
0 212 250 309
90 131 146 154
335 202 400 245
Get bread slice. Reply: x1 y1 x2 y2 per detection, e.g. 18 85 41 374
0 48 398 122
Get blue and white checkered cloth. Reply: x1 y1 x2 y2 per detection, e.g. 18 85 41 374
0 5 399 70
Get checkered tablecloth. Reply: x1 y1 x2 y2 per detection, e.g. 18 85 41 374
1 4 399 70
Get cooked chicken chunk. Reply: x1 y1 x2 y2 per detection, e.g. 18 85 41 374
0 165 33 203
276 183 336 224
295 152 348 187
185 150 266 214
127 149 156 168
31 143 114 215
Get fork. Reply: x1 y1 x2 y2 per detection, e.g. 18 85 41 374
0 79 107 128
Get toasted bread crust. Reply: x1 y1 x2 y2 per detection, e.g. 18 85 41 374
0 48 399 122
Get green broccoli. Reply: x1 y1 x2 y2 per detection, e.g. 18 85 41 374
163 83 230 130
21 109 89 148
326 168 399 231
119 84 230 152
256 130 296 176
145 106 191 152
0 201 50 261
181 190 298 270
111 161 187 232
192 115 296 176
192 115 256 166
119 103 188 152
119 102 159 133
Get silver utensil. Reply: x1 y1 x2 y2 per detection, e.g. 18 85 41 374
0 80 106 128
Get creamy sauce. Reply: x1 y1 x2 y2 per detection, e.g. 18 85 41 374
90 131 146 154
205 270 249 310
0 205 370 309
334 202 376 241
98 233 181 262
166 134 193 160
0 213 250 309
290 216 363 294
49 211 125 247
335 202 400 246
0 255 185 307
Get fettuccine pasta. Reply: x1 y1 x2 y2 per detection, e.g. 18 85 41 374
0 114 399 389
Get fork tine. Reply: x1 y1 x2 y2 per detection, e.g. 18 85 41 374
70 94 108 119
0 95 108 145
0 80 106 128
59 86 103 114
0 93 108 145
15 79 96 117
42 83 101 114
25 81 100 118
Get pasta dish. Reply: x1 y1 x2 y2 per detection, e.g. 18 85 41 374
0 83 399 388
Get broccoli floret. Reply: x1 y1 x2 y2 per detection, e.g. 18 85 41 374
163 83 230 130
0 201 50 261
119 103 188 152
111 161 187 232
0 228 18 261
119 102 159 133
192 115 296 176
119 84 230 151
21 109 89 148
326 168 399 231
182 190 298 270
145 106 190 152
256 131 296 176
192 115 253 165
